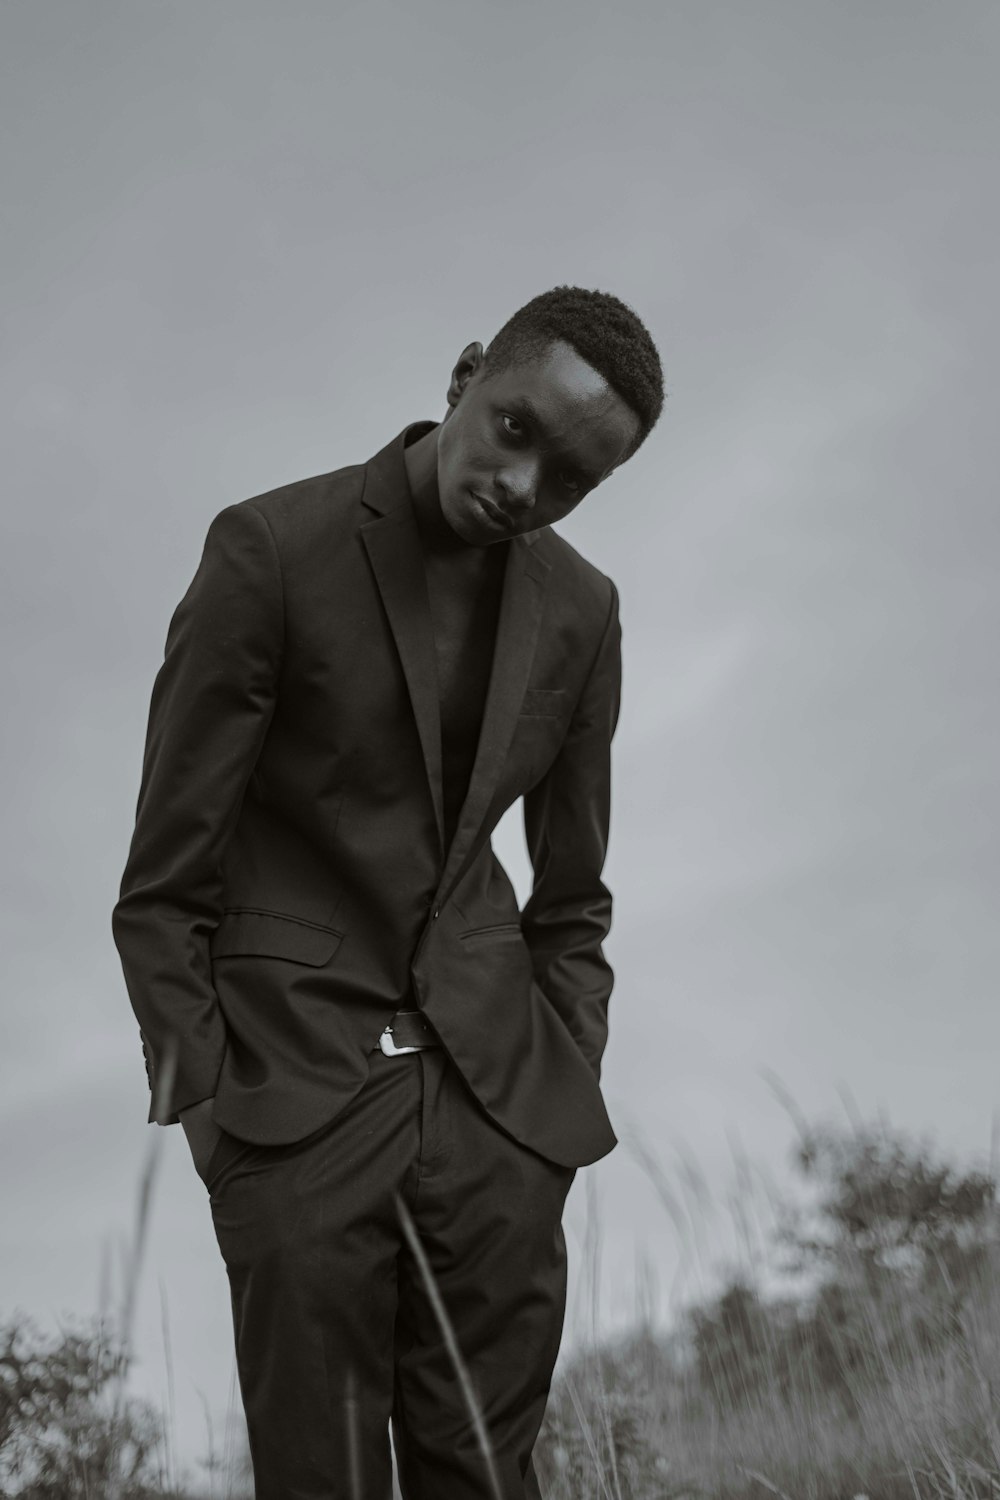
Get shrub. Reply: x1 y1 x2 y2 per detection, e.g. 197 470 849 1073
0 1311 177 1499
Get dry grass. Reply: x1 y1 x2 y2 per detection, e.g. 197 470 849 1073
534 1115 1000 1500
5 1059 999 1500
537 1276 1000 1500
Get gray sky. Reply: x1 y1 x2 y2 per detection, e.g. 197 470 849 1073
2 0 998 1479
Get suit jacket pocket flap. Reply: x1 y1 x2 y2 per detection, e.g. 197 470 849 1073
520 687 567 718
210 910 343 966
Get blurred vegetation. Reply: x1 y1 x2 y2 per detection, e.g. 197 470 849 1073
536 1118 1000 1499
0 1312 173 1498
0 1312 250 1499
4 1115 998 1497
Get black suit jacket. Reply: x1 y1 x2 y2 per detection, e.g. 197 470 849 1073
113 422 621 1167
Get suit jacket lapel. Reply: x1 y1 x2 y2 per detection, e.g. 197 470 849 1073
360 426 445 853
437 534 551 902
358 422 553 889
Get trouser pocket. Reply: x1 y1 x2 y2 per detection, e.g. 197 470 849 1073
203 1129 258 1196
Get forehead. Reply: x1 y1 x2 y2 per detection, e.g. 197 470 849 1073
483 340 639 475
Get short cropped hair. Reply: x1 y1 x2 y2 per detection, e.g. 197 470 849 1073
482 285 664 458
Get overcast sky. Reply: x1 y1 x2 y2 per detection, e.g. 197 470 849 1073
2 0 998 1481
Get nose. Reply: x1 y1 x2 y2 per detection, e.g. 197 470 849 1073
495 459 538 513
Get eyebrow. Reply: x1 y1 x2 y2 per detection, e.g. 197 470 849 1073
506 396 600 484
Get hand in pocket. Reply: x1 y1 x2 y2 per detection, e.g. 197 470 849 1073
179 1097 224 1185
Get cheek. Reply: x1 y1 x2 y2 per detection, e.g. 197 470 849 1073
468 400 503 453
439 410 488 480
535 490 587 528
435 430 465 508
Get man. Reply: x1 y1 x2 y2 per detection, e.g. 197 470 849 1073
113 285 664 1498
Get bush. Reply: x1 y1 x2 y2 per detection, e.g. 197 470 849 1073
535 1117 1000 1500
0 1311 180 1499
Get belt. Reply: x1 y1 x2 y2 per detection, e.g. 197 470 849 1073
373 1009 441 1056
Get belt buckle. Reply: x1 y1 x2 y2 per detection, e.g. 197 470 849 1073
379 1027 421 1057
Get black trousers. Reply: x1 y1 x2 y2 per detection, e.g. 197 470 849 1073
205 1046 575 1499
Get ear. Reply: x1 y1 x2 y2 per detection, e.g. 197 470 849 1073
445 341 485 411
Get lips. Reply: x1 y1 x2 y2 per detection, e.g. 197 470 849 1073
472 492 515 532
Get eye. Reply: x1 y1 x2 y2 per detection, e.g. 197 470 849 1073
559 470 581 494
500 413 524 438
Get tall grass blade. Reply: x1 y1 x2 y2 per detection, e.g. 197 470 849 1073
393 1190 504 1500
739 1466 795 1500
105 1034 177 1500
344 1363 363 1500
158 1274 177 1494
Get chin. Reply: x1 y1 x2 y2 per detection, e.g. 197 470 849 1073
458 521 497 548
439 508 471 543
440 497 486 546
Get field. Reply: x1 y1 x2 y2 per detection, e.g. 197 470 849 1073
3 1114 998 1500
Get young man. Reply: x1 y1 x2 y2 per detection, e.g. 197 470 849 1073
113 285 664 1499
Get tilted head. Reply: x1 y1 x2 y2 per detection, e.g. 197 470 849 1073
435 285 665 545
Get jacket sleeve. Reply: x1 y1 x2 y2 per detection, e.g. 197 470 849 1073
112 502 284 1124
520 579 622 1080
